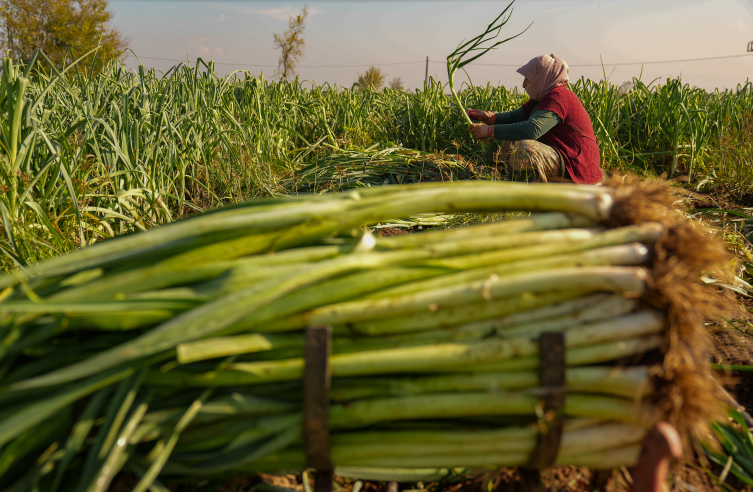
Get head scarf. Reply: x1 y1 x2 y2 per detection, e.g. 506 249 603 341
516 54 569 101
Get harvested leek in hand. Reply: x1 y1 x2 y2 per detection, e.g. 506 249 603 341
0 179 731 490
446 1 531 124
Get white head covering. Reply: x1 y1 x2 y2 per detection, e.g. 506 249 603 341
516 54 570 100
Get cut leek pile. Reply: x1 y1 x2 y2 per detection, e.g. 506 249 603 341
0 181 726 490
286 146 478 193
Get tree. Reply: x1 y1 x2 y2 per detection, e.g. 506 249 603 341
0 0 128 73
357 65 386 91
273 5 309 80
389 76 404 91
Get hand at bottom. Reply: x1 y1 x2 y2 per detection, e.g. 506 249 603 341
468 123 493 140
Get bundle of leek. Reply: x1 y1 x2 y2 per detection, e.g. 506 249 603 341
0 180 728 491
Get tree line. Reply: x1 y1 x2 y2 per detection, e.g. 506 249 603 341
0 0 127 73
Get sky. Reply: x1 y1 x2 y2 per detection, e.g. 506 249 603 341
109 0 753 91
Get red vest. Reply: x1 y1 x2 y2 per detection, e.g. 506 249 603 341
521 86 602 184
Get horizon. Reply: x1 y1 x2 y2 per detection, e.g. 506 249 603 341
108 0 753 92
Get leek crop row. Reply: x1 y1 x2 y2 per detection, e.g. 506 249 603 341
4 43 753 268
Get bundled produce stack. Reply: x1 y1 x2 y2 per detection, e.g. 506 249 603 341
0 179 730 491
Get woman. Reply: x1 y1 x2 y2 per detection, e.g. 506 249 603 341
467 54 602 184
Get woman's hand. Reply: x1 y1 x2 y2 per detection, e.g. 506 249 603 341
466 109 495 125
468 123 494 140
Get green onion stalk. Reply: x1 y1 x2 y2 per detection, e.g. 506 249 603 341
0 181 695 489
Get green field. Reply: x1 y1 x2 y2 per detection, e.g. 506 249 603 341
4 50 753 491
2 53 753 268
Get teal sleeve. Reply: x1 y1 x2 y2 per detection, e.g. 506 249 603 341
492 109 562 141
493 107 528 125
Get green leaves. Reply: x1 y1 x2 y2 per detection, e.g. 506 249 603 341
0 0 128 76
0 367 133 448
705 410 753 488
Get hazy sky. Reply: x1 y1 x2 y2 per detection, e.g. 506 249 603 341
110 0 753 91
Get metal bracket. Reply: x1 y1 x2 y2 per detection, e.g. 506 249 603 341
303 325 333 492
